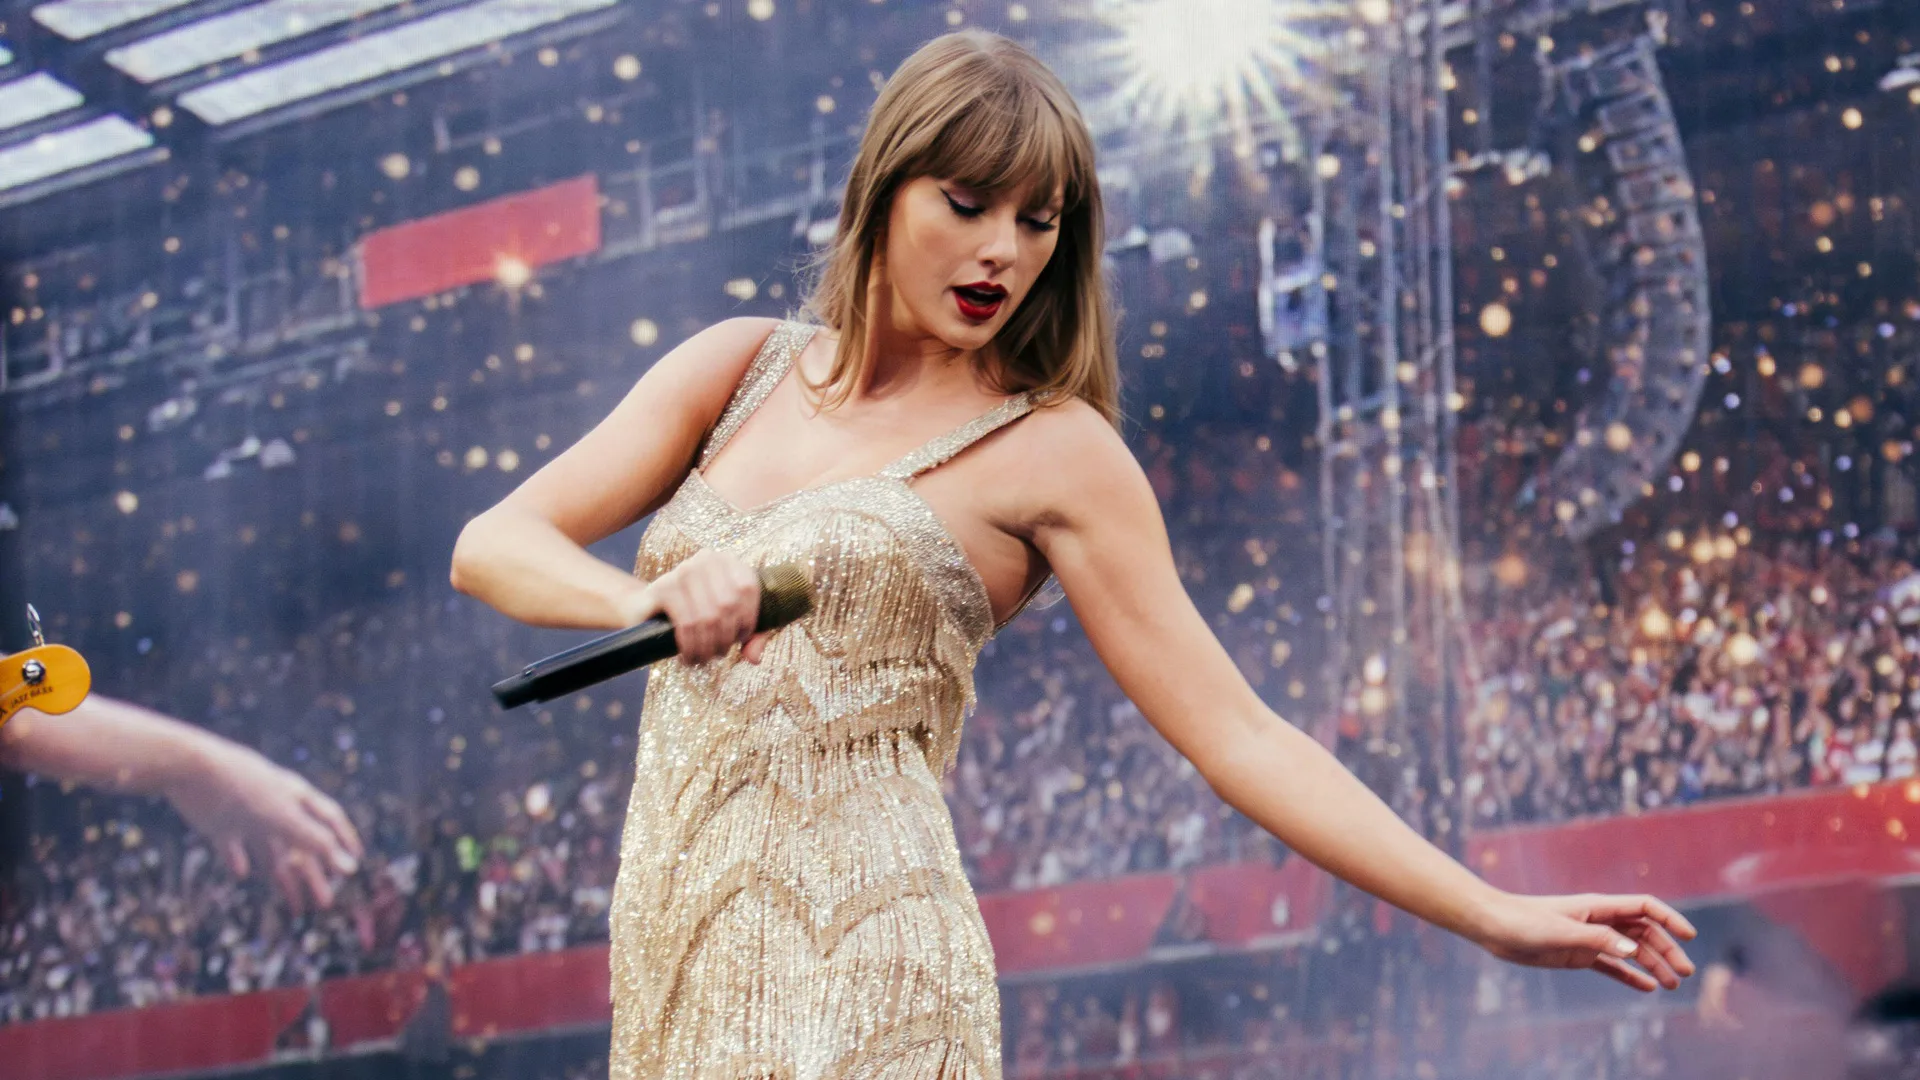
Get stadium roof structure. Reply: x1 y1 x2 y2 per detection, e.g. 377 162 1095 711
0 0 634 208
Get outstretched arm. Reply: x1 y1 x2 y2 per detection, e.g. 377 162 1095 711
1019 405 1695 991
0 695 363 909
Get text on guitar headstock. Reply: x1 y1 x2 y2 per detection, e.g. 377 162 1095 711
1 605 92 730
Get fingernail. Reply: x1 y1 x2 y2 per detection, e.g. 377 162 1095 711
1616 939 1638 956
334 853 359 874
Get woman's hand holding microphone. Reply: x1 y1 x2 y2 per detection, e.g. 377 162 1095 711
616 549 777 664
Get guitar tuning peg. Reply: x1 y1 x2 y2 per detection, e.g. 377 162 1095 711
26 604 44 649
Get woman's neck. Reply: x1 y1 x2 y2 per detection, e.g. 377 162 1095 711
857 317 993 402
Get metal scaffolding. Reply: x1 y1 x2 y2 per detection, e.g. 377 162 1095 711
1314 0 1477 844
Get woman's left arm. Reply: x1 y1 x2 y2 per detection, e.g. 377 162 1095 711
1019 408 1696 991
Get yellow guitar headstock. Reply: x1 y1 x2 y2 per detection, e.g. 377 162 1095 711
1 605 92 730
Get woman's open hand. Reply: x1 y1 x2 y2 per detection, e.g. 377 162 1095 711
1472 891 1699 991
621 548 773 664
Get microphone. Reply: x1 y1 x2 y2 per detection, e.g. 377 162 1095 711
491 564 814 709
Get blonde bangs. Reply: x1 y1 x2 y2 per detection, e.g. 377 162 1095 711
912 83 1087 215
801 30 1120 426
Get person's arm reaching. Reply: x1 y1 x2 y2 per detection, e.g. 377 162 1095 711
0 695 363 910
1020 403 1696 991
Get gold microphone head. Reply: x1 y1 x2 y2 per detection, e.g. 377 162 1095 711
754 563 815 631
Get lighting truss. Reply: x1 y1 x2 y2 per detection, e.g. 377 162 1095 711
32 0 199 40
0 115 156 193
177 0 620 127
107 0 412 84
1313 0 1477 846
0 73 84 132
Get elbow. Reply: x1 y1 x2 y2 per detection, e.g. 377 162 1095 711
448 513 499 597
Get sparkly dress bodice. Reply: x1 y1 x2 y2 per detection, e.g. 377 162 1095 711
609 322 1034 1080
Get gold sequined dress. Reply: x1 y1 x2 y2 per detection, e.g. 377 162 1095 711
611 321 1036 1080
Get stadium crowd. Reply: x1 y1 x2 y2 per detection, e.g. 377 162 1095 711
0 405 1315 1024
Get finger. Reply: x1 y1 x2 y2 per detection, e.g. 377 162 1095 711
1581 921 1641 962
1591 953 1658 992
675 573 721 662
1587 893 1696 940
282 806 348 866
272 852 308 915
1622 929 1682 989
742 631 773 665
710 562 752 655
225 837 252 878
729 563 761 645
302 790 364 868
288 850 336 908
1626 918 1695 978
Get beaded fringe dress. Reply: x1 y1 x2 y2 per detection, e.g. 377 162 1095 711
610 321 1037 1080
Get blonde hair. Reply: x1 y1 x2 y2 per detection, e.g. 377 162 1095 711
801 30 1119 424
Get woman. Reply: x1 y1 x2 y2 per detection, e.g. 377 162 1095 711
450 30 1695 1078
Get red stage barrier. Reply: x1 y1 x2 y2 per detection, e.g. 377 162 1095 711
356 175 602 309
978 870 1181 974
1184 857 1329 946
1749 878 1905 998
0 987 308 1080
449 945 611 1038
1466 779 1920 901
316 969 426 1047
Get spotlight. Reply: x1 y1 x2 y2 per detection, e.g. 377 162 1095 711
1094 0 1335 151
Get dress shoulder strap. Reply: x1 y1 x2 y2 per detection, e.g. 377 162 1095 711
877 393 1037 482
696 320 817 469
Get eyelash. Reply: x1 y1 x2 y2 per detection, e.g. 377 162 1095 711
944 191 1057 233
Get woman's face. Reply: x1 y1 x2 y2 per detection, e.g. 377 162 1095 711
881 174 1064 353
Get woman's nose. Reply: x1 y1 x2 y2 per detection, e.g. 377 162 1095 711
977 211 1018 269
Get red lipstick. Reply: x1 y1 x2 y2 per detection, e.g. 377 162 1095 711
953 281 1007 322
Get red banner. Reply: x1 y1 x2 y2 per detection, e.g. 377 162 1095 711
317 969 427 1046
1467 779 1920 900
357 175 602 309
1184 857 1329 946
0 987 307 1080
450 945 611 1038
978 871 1181 975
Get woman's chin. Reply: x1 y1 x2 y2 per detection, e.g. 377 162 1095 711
931 312 1002 351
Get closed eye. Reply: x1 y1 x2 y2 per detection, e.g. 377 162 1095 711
943 191 984 218
944 189 1059 232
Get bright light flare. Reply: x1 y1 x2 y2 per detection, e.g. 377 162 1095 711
1092 0 1342 155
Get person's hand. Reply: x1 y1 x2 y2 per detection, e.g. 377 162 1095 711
621 548 773 664
1471 892 1698 991
162 735 364 911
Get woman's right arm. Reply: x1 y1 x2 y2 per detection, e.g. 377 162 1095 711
449 316 780 630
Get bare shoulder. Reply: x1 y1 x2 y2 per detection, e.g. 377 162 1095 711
650 316 785 398
991 397 1151 528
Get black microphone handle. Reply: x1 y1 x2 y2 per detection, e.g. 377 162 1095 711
490 617 677 709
